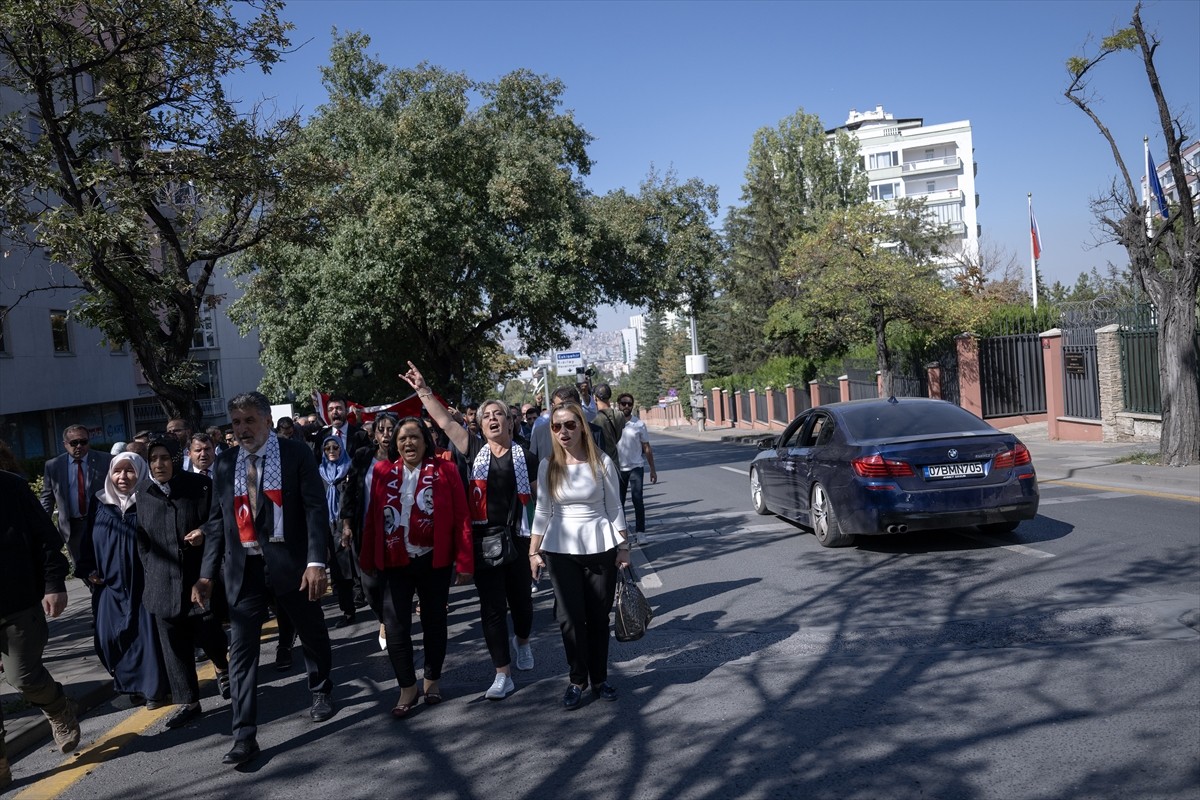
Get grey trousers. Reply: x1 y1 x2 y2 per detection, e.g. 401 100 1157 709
0 604 70 743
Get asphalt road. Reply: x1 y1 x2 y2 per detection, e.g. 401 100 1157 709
6 433 1199 800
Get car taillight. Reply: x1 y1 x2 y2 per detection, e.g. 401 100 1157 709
993 443 1032 469
851 454 915 477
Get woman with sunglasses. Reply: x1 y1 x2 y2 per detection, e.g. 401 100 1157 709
359 417 473 717
528 402 631 709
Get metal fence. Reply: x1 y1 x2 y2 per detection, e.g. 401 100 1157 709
978 333 1046 418
816 382 840 406
771 389 789 423
727 391 738 424
755 391 768 422
1054 300 1150 420
848 379 877 400
1120 329 1160 413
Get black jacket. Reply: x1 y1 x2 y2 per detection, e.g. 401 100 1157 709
136 470 213 619
1 470 70 617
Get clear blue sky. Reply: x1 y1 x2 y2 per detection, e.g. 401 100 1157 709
231 0 1200 331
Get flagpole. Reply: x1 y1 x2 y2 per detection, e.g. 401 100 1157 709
1144 136 1152 237
1028 193 1039 311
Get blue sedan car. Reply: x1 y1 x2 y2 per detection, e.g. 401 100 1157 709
749 398 1039 547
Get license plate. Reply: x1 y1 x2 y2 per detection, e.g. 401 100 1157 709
925 462 985 479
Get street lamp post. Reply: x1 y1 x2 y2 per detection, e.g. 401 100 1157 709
685 311 707 433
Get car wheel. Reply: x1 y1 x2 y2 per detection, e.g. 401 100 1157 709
750 467 770 515
979 520 1020 535
811 483 855 548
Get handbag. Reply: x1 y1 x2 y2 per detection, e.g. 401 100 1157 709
613 564 653 642
474 526 519 569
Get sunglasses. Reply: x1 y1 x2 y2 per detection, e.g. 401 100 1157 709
618 401 633 407
550 420 579 433
68 439 89 447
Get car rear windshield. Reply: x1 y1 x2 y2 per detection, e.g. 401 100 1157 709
840 401 995 441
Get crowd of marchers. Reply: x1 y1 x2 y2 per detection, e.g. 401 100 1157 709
0 366 657 781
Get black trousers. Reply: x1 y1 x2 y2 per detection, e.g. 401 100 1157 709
155 610 229 705
227 555 332 743
546 549 618 687
473 554 533 669
377 553 452 688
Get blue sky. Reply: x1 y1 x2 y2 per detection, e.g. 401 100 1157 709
231 0 1200 330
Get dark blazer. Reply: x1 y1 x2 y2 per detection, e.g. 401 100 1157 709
40 450 113 541
1 470 70 617
136 471 213 619
201 436 330 599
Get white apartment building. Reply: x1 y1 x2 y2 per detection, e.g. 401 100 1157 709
830 105 981 263
1157 140 1200 217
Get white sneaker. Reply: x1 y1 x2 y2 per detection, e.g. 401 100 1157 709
485 673 515 701
511 635 534 671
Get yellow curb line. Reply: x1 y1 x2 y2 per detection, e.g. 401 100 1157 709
1042 478 1200 503
19 620 277 799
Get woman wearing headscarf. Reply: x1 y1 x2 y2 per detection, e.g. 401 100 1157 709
528 402 631 710
319 435 357 628
359 417 473 718
78 452 169 706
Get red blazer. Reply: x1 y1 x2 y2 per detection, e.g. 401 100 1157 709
360 457 473 575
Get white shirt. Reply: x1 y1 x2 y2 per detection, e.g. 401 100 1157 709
531 456 627 555
616 416 649 471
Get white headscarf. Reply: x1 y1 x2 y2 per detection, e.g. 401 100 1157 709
99 451 148 512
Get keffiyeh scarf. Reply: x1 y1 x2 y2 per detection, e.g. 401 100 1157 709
234 433 284 548
469 442 531 536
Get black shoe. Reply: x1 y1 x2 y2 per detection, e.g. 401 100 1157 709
194 647 208 664
591 682 618 701
274 648 292 672
144 695 171 710
310 691 334 722
353 594 369 609
562 683 584 710
216 671 231 700
333 612 355 629
222 738 260 766
164 703 202 729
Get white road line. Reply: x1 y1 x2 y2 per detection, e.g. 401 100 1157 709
630 545 663 588
719 465 746 475
1038 491 1132 505
958 531 1056 558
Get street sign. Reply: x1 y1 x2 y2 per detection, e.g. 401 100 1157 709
555 351 584 375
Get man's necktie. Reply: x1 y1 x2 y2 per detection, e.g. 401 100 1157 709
246 454 259 516
75 459 86 516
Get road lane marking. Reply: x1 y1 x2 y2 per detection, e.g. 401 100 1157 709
20 621 275 800
958 532 1056 558
719 466 746 475
1038 491 1132 505
630 546 662 589
1041 479 1199 503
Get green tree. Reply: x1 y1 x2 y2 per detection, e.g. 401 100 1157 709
625 312 667 412
719 109 868 369
0 0 305 423
233 32 716 403
658 324 693 416
1065 2 1199 465
774 200 956 395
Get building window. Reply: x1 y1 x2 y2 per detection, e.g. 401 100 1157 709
870 183 897 201
926 181 937 194
193 358 222 400
869 152 897 170
192 300 217 349
50 310 71 353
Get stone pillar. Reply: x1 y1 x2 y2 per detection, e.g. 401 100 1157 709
956 332 982 418
764 386 776 429
747 389 758 428
735 389 747 429
838 375 851 403
785 384 798 420
1096 324 1123 440
1040 328 1064 440
809 379 821 408
926 362 942 400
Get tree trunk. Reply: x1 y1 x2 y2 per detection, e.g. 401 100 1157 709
875 313 893 398
1157 290 1200 466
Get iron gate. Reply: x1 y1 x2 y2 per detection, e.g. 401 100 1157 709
979 333 1046 418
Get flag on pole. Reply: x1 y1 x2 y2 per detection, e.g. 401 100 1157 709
1146 145 1169 219
1029 202 1042 261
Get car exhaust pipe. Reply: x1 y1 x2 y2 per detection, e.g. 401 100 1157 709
886 524 909 534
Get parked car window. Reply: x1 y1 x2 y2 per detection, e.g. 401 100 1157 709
815 417 836 446
780 414 810 448
840 401 993 441
799 415 827 447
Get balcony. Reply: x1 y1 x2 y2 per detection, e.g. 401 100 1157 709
906 188 963 205
901 155 962 175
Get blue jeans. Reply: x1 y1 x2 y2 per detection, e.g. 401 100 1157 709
619 467 645 533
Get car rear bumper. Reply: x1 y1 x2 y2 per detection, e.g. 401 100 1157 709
841 477 1039 534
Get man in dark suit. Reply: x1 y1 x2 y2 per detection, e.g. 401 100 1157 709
39 424 113 576
137 436 230 730
315 396 370 463
193 392 335 767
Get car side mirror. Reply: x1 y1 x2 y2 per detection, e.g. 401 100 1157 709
757 436 778 450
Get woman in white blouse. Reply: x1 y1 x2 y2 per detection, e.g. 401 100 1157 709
529 402 631 709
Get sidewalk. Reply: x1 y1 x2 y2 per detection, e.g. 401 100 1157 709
2 579 113 761
652 420 1200 500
